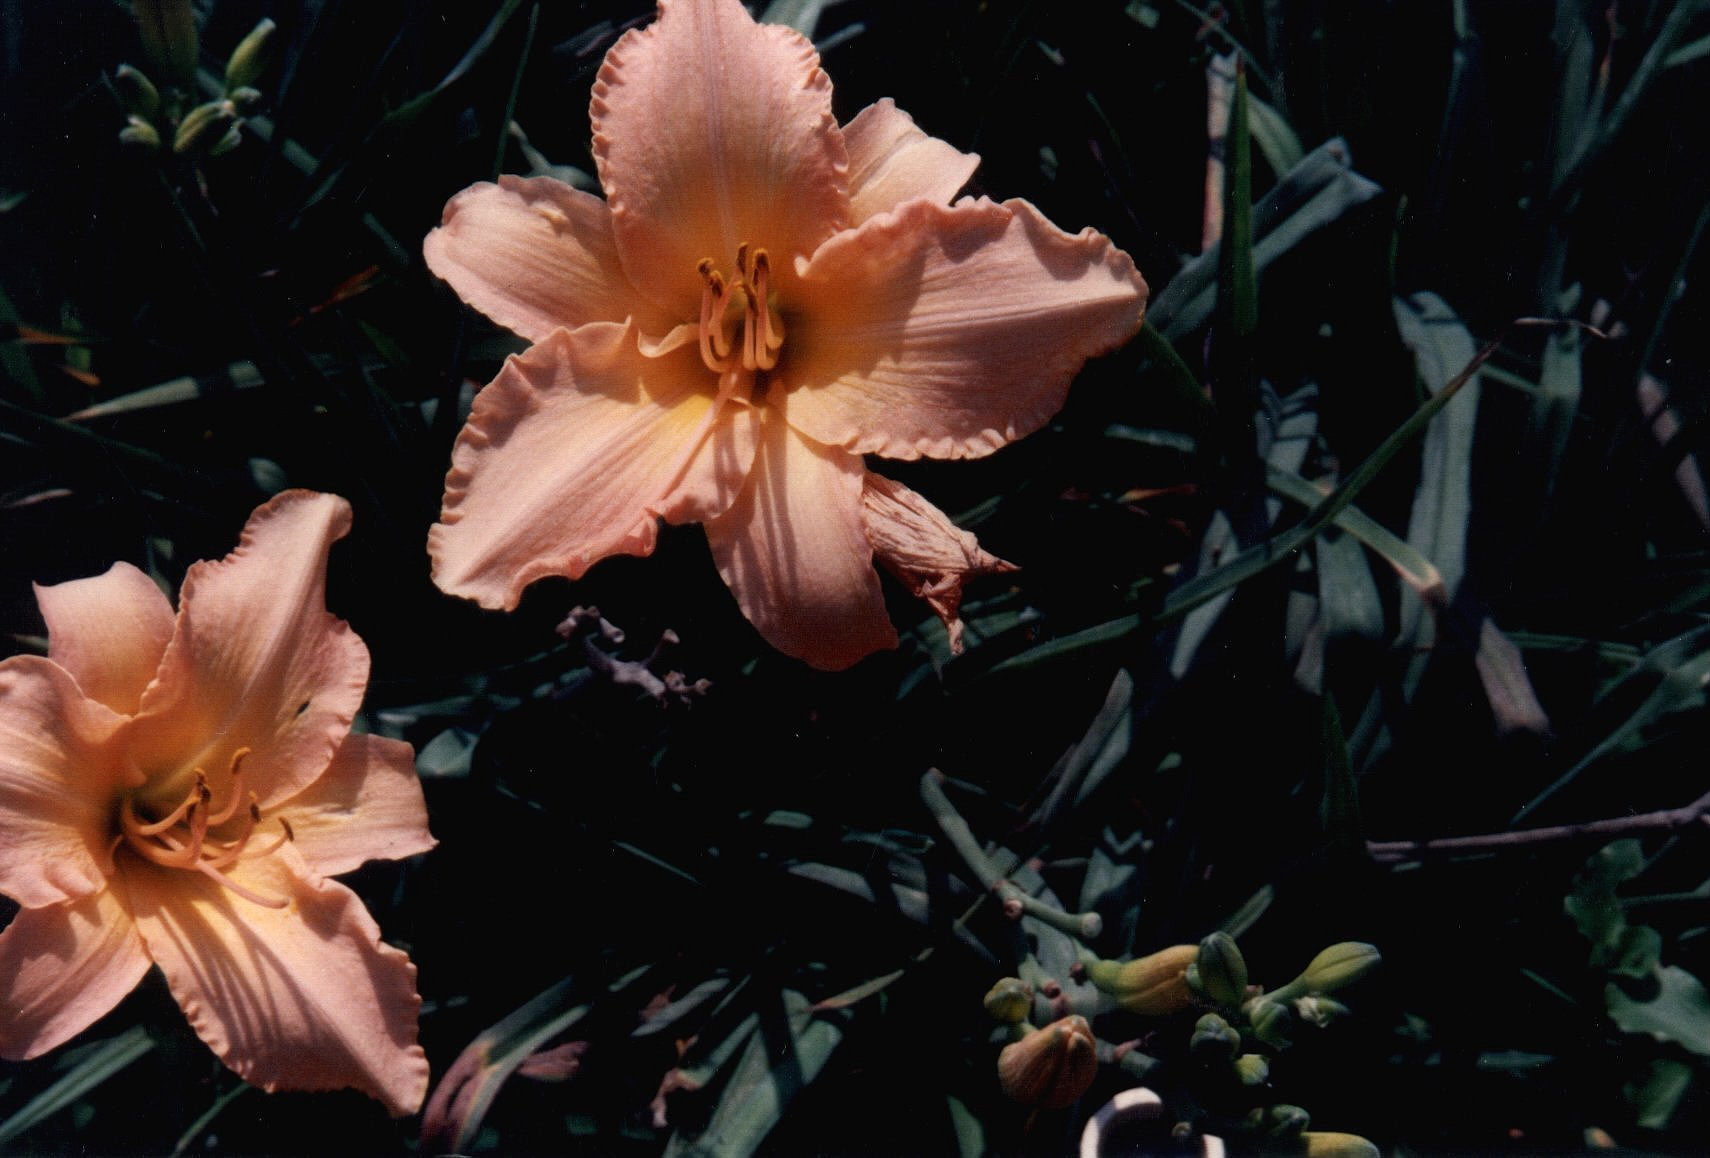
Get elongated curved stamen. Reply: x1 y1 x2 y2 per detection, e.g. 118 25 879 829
118 746 291 906
698 245 785 375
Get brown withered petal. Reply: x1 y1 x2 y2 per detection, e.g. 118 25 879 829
997 1013 1099 1110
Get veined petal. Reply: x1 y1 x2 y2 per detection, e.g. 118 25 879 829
423 175 670 342
277 733 435 880
785 197 1147 460
129 491 369 814
703 414 895 670
862 473 1016 654
843 99 979 224
0 887 150 1060
122 847 429 1116
430 323 758 610
35 562 174 717
0 658 131 909
591 0 849 316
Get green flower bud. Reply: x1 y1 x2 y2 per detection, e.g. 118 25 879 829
206 124 244 157
227 85 263 110
1295 942 1380 995
119 115 161 149
1189 1012 1240 1061
983 977 1034 1024
1298 1131 1380 1158
1082 944 1198 1016
997 1015 1098 1110
1267 1104 1311 1139
173 100 234 155
1244 997 1294 1048
133 0 198 87
1196 932 1249 1008
224 18 276 93
1233 1053 1270 1086
113 64 159 118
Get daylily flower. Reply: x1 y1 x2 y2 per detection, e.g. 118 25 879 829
424 0 1148 669
0 491 433 1115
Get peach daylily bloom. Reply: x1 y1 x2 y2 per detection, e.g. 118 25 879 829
424 0 1148 669
0 491 433 1115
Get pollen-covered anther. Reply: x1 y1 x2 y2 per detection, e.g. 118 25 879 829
697 245 784 375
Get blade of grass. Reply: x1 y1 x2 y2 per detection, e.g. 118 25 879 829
0 1027 154 1146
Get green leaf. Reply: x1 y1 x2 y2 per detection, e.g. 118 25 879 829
1606 966 1710 1056
0 1027 154 1147
759 0 826 36
1626 1058 1694 1130
1320 694 1365 860
665 991 847 1158
1565 839 1645 956
1610 925 1665 980
1248 92 1305 175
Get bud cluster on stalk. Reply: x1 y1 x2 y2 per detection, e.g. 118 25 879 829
989 928 1382 1155
115 2 274 161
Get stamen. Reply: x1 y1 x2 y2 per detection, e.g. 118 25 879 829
198 795 263 870
205 747 252 827
122 773 204 837
698 261 736 373
751 249 783 370
194 861 289 909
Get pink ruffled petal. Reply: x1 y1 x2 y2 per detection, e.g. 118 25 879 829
784 197 1147 460
430 323 758 610
842 99 979 224
0 657 130 909
276 733 435 879
862 473 1016 653
423 175 670 342
35 562 174 717
703 414 895 670
591 0 849 316
0 886 150 1060
122 847 429 1116
129 491 369 815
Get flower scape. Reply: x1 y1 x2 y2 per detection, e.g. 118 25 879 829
4 0 1707 1154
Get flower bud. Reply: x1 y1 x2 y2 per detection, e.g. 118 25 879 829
113 64 159 118
997 1014 1098 1110
1233 1053 1270 1086
1083 944 1198 1016
1293 995 1350 1028
1188 1013 1239 1061
224 18 276 93
983 977 1034 1024
119 115 161 149
1277 942 1380 1000
1267 1103 1311 1139
1298 1132 1380 1157
173 100 234 155
133 0 198 87
207 124 244 157
1244 997 1294 1048
1196 932 1248 1008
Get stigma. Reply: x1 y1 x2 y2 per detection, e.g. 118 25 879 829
119 747 293 908
697 244 785 375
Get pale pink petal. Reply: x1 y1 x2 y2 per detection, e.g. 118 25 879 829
703 414 895 670
843 99 980 224
0 887 150 1060
276 733 435 879
423 175 671 342
430 323 758 610
122 847 428 1116
129 491 369 815
0 657 131 908
35 562 174 717
784 197 1147 460
862 473 1016 653
591 0 849 317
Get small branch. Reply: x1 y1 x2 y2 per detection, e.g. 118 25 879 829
920 770 1103 940
1367 791 1710 864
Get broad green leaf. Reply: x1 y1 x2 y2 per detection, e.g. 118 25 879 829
1564 839 1645 955
664 991 847 1158
1606 966 1710 1056
1610 925 1665 980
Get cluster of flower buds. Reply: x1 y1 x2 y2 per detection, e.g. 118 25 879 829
116 0 273 159
990 930 1382 1152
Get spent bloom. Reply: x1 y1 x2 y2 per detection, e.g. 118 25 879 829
0 491 433 1115
425 0 1148 669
